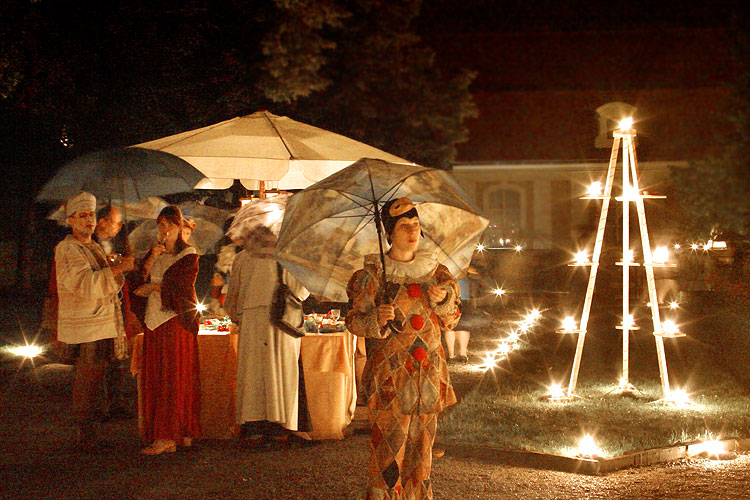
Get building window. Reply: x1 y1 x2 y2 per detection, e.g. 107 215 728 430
483 185 524 246
595 102 637 148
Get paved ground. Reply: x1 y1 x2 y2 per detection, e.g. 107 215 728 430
3 293 750 499
3 355 750 500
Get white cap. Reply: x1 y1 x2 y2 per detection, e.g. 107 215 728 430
65 191 96 217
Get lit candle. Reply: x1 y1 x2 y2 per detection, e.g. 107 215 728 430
653 246 669 264
8 344 43 358
562 317 577 332
578 434 600 457
587 181 602 197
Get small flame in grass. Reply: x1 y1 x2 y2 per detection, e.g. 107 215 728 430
8 344 44 359
694 439 726 457
578 434 600 458
547 384 565 399
669 388 690 405
479 352 497 372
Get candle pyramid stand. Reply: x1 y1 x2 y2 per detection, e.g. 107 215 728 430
559 120 683 402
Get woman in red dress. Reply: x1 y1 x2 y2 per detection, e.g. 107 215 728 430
134 205 201 455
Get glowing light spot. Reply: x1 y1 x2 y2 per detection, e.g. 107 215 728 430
618 117 634 130
561 317 577 332
492 288 506 297
690 243 699 250
514 245 523 252
669 388 690 405
547 384 565 399
662 320 680 335
624 249 635 262
653 246 669 264
691 439 727 458
622 314 635 329
578 434 600 458
195 302 207 313
476 243 485 252
8 344 43 358
673 243 681 250
496 343 512 355
587 181 602 197
574 251 588 265
479 352 497 372
529 309 541 320
669 301 679 310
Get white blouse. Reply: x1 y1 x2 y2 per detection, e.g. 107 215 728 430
144 246 197 331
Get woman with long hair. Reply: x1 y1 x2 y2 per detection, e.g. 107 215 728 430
133 205 201 454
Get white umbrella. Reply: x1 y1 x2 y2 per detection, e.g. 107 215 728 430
46 197 168 225
128 217 225 257
132 110 413 190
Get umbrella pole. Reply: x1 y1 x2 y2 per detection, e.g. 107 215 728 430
373 200 388 285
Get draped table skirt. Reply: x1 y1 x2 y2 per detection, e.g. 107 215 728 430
131 329 357 440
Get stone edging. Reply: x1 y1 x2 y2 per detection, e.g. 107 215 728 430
437 438 750 475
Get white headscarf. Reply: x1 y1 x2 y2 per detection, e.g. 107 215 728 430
65 191 96 217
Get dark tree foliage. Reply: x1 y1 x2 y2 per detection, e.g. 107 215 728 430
670 24 750 238
1 0 475 177
257 0 477 168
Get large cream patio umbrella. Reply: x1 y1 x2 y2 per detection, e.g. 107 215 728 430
133 110 413 190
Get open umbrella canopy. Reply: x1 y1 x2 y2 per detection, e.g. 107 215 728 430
127 201 233 257
225 193 289 255
46 197 168 225
36 147 205 203
129 216 225 257
133 110 413 190
274 158 488 302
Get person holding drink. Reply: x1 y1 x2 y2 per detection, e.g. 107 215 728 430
346 197 461 500
133 205 201 455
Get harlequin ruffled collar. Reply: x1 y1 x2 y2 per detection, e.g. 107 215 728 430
364 248 439 284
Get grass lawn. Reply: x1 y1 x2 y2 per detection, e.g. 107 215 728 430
438 294 750 458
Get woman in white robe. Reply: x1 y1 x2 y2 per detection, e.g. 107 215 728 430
224 246 309 435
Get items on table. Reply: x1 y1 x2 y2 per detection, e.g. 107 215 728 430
304 310 347 334
201 316 232 332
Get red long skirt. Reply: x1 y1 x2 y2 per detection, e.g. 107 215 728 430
141 317 200 442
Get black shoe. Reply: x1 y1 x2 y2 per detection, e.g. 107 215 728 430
285 434 317 448
456 355 469 363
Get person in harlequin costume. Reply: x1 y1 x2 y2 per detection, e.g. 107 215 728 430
346 197 461 500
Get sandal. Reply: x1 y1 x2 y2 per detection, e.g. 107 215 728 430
141 440 177 455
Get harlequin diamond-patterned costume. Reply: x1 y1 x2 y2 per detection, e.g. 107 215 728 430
347 249 460 500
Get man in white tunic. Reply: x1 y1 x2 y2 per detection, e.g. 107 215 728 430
55 192 134 448
224 234 309 441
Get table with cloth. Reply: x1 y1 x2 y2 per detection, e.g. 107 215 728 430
130 328 357 440
298 330 358 440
